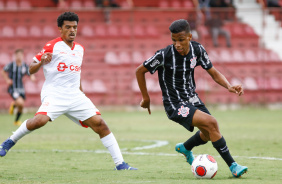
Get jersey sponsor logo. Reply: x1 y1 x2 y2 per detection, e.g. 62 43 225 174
57 62 81 72
178 105 190 117
204 52 210 64
149 59 160 67
190 57 197 69
189 95 200 104
144 51 161 65
69 65 81 72
57 62 68 72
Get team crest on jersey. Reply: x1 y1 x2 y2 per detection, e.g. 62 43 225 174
190 57 197 69
178 105 190 117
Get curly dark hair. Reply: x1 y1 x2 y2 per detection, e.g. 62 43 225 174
57 12 79 27
169 19 191 34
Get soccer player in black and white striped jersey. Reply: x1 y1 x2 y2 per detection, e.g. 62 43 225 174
136 19 248 178
1 49 36 126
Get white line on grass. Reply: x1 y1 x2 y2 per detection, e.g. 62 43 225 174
120 140 169 151
12 149 282 161
11 139 282 161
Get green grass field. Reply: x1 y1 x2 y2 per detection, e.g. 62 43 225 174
0 107 281 184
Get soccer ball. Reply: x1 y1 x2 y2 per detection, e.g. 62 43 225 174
191 154 218 179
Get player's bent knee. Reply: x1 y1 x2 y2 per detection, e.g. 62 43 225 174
84 115 109 129
207 117 219 133
84 116 110 136
94 119 109 131
27 115 50 130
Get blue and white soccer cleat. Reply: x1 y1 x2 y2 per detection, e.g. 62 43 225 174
115 162 138 170
175 143 194 165
0 138 15 157
229 162 248 178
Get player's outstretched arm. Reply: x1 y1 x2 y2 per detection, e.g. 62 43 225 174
207 66 244 96
136 64 151 114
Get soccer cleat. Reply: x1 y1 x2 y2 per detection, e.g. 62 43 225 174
9 102 14 115
0 138 16 157
175 143 194 165
114 162 138 170
229 162 248 178
13 121 22 126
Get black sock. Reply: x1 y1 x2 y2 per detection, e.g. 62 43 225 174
15 112 22 121
212 136 235 167
184 130 208 151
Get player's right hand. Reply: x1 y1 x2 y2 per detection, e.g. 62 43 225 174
140 98 151 115
41 52 52 65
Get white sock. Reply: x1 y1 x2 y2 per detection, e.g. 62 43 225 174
10 120 32 143
101 132 124 166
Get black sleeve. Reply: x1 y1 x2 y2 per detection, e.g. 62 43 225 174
196 44 213 70
143 50 164 74
3 62 12 72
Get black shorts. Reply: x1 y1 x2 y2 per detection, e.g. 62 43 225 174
165 102 211 132
8 88 26 100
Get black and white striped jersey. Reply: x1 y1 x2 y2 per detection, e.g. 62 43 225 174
143 41 213 110
3 61 30 94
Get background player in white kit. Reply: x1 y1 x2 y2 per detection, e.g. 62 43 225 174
0 12 136 170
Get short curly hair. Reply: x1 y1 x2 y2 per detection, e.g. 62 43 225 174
57 12 79 27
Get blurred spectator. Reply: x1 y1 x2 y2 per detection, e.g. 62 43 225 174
95 0 120 7
187 13 200 40
52 0 68 9
260 0 282 7
205 13 231 47
209 0 234 8
95 0 133 23
267 0 281 7
209 0 235 21
193 0 211 19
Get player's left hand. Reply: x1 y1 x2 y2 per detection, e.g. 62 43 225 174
140 98 151 115
228 84 244 96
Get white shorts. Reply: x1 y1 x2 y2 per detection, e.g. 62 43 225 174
36 93 100 128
